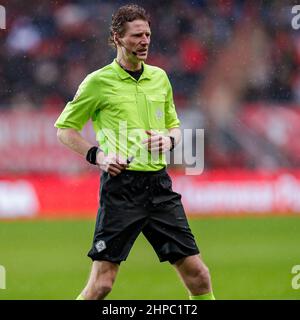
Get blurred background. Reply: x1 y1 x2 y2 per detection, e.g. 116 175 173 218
0 0 300 300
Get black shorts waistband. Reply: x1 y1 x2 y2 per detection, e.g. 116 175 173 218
123 167 166 175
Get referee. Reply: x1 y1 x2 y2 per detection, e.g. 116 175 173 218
55 4 215 300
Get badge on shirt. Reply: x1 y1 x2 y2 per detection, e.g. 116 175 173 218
156 108 163 120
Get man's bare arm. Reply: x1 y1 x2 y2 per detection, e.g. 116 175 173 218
57 128 94 157
56 128 127 176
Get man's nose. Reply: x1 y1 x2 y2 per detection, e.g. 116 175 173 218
141 35 150 44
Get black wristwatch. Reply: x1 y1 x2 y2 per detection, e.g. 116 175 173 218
169 136 175 151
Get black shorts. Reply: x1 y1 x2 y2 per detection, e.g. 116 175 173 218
87 168 199 264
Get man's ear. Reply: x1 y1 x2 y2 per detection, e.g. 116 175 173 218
113 33 120 46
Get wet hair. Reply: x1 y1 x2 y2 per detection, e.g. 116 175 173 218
108 4 151 48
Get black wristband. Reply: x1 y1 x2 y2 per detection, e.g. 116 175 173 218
169 136 175 151
86 146 100 165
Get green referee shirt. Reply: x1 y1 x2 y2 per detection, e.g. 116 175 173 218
54 59 180 171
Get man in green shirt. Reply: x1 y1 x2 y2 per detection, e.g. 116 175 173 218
55 4 215 300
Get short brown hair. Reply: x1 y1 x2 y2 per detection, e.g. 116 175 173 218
108 4 151 48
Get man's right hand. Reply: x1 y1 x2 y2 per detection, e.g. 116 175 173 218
96 152 128 176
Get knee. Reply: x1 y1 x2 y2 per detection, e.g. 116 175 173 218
193 265 211 284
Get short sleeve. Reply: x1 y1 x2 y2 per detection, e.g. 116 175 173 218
164 73 180 129
54 74 99 131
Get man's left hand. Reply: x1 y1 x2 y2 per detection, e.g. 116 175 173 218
142 130 171 153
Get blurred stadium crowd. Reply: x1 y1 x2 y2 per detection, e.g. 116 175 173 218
1 0 300 170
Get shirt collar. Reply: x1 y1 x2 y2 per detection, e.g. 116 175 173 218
112 59 151 81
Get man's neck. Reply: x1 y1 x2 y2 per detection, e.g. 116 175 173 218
116 57 142 71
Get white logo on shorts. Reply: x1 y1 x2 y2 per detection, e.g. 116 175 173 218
95 240 106 252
